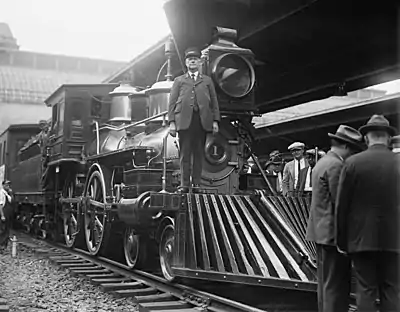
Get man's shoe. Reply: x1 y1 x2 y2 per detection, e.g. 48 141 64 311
177 186 189 194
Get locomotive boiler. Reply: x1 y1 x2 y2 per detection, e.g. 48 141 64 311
8 27 318 295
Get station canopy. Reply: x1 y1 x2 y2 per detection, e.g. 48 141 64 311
164 0 400 114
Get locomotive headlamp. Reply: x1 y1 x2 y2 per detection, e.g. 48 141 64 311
211 53 255 98
201 26 256 113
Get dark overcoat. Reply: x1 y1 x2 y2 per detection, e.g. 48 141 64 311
168 73 220 132
306 151 344 245
335 144 400 253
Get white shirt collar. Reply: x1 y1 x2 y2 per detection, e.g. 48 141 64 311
189 71 199 80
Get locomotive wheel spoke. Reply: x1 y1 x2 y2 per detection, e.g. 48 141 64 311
124 227 146 269
63 178 80 248
159 225 176 282
84 169 108 255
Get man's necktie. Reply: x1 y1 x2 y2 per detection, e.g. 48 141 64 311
191 73 195 81
310 168 312 187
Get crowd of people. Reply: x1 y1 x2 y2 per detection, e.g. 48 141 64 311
248 114 400 312
306 115 399 312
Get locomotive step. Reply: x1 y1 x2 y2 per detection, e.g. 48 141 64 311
138 300 191 312
113 287 158 298
101 281 143 292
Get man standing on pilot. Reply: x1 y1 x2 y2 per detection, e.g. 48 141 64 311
168 47 220 193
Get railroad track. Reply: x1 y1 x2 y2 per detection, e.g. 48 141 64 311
16 233 266 312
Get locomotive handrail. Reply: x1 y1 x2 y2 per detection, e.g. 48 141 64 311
96 111 168 133
161 113 168 193
246 143 277 196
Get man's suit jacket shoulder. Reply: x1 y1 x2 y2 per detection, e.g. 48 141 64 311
306 151 343 245
335 145 400 252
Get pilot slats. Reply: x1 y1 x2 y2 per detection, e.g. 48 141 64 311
265 195 316 264
181 194 316 283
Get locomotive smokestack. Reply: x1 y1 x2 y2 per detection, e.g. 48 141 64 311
145 36 175 121
109 83 137 123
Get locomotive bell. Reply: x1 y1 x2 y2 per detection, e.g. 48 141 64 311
144 80 173 122
109 83 137 123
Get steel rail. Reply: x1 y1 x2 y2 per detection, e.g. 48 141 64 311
17 233 266 312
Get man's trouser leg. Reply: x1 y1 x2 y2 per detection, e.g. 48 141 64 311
190 111 206 186
316 244 351 312
178 129 192 188
352 251 400 312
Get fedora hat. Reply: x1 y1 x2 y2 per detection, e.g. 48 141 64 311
269 150 280 159
306 149 326 158
359 115 397 136
328 125 364 150
184 47 201 59
265 155 282 169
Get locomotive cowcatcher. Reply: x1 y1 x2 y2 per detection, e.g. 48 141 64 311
6 27 318 295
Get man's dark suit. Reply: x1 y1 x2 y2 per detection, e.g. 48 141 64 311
336 144 400 311
306 151 351 312
168 72 220 187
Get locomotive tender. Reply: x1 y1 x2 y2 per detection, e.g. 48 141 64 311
4 28 317 293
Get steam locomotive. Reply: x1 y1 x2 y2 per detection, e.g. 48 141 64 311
2 27 317 294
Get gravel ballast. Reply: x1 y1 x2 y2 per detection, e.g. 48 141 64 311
0 243 138 312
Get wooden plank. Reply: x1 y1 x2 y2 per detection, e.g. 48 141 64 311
225 196 269 277
113 287 157 297
263 195 310 259
68 266 103 271
90 277 130 285
235 196 289 279
203 195 225 272
53 259 87 264
70 268 110 276
194 194 210 270
186 195 197 269
139 300 191 311
244 196 309 282
101 282 142 292
0 305 9 312
134 292 175 303
85 273 118 279
210 195 239 274
218 195 254 275
60 263 95 268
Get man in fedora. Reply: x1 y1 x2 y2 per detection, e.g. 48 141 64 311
282 142 309 196
298 148 326 197
336 115 400 311
265 155 283 194
390 134 400 154
168 47 220 193
306 125 363 312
